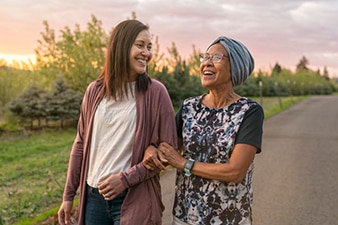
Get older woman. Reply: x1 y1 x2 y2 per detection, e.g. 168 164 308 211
158 36 264 225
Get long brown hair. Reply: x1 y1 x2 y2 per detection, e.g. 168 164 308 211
98 19 151 100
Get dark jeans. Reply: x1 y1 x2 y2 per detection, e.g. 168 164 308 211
85 184 126 225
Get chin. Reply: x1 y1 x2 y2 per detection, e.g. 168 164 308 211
138 68 147 74
200 81 209 88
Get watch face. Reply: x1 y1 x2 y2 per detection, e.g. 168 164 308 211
184 159 195 176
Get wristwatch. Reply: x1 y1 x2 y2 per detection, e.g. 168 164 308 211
184 158 195 177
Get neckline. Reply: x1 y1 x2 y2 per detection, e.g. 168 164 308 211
199 94 243 110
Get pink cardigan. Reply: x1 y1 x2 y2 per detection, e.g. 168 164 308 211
63 78 178 225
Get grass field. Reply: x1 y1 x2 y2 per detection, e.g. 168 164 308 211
252 95 307 119
0 129 76 225
0 96 307 225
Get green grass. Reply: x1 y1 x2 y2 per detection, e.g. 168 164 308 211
11 198 79 225
0 96 309 224
12 207 58 225
252 96 308 119
0 129 76 225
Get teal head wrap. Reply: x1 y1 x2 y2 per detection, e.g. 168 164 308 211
207 36 254 86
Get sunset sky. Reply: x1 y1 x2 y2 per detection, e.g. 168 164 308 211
1 0 337 77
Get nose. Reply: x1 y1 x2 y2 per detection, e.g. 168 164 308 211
141 48 151 56
142 49 152 60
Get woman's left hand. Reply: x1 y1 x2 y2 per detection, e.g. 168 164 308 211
98 173 125 200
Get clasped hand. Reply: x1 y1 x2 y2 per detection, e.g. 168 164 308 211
142 143 183 171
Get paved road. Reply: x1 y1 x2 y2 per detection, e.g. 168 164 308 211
160 95 338 225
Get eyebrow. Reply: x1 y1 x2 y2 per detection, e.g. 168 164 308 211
135 40 152 45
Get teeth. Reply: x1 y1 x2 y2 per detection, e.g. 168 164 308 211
204 70 213 75
137 59 147 66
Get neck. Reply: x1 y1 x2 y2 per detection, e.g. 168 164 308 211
204 89 240 108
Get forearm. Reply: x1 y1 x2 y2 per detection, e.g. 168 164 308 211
161 142 256 183
120 162 160 188
188 161 243 183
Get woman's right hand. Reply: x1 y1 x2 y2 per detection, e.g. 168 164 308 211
158 142 185 169
58 200 75 225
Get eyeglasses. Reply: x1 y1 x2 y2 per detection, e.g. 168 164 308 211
199 53 228 63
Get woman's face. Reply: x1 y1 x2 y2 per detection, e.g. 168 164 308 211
200 43 232 89
129 29 153 79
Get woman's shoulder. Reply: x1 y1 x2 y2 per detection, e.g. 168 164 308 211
240 97 262 107
239 97 264 116
183 94 204 105
149 78 166 90
86 79 102 91
178 95 205 112
83 79 103 99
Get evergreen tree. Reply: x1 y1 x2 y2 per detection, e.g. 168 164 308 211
45 78 82 128
271 62 282 75
323 66 330 80
9 85 47 129
296 56 310 71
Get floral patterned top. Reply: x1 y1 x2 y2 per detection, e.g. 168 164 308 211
174 95 264 225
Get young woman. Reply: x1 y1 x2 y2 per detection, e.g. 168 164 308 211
58 19 177 225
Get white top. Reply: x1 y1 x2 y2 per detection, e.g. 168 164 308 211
87 83 136 187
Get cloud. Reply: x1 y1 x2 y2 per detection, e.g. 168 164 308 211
0 0 337 76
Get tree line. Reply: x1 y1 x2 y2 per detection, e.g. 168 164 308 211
0 14 337 131
7 78 82 129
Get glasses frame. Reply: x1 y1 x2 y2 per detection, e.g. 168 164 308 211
199 53 228 63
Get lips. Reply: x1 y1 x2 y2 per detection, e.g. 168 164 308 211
203 70 214 76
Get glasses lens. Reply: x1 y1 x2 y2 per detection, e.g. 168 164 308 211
213 55 223 62
200 54 225 63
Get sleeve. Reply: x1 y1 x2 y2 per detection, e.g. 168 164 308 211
63 86 89 201
120 80 178 188
156 84 178 149
235 104 264 153
120 164 157 188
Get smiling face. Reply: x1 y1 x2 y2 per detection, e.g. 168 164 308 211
200 43 232 90
129 30 153 80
